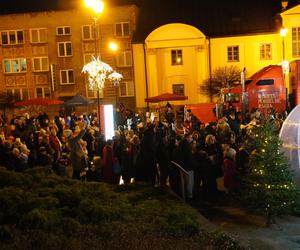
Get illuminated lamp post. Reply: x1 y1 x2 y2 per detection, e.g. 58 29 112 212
108 41 120 105
84 0 104 128
280 27 289 110
280 27 288 61
82 57 122 129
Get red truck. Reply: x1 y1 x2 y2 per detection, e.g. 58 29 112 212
187 65 287 123
224 65 286 114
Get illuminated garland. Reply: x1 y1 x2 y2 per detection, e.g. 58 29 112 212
82 56 123 90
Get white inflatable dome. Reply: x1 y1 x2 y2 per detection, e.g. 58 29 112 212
279 105 300 186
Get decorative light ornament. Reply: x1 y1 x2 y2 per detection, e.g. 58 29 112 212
108 71 123 86
82 56 122 90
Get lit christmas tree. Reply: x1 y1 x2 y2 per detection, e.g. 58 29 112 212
242 119 299 226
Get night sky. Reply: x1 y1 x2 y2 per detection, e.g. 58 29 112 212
1 0 297 14
1 0 300 39
0 0 141 14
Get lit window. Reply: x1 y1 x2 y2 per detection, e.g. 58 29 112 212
292 27 300 58
57 42 72 57
1 30 24 45
227 46 239 62
60 70 74 84
115 22 130 37
32 57 49 72
36 87 50 98
56 26 71 36
260 43 272 60
116 51 132 67
171 50 183 65
30 28 47 43
82 25 94 40
119 81 134 97
172 84 185 96
3 58 27 73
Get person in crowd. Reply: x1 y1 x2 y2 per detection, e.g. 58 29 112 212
193 145 210 200
101 139 115 184
82 126 95 163
170 135 184 196
54 116 64 139
227 111 240 139
223 147 239 193
156 133 171 187
135 124 157 185
63 120 87 180
11 148 23 172
203 134 223 200
180 133 196 200
49 128 62 165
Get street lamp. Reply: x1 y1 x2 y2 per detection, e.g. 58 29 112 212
108 41 118 52
84 0 104 128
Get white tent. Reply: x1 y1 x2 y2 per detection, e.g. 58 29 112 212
279 105 300 186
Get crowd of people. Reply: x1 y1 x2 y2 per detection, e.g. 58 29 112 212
0 103 285 201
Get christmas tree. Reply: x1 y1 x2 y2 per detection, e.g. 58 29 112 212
242 119 299 226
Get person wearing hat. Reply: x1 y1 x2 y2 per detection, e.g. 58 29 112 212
63 120 87 180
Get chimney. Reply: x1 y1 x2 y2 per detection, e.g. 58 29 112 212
281 0 288 10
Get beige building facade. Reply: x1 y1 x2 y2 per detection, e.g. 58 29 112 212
0 4 137 109
133 3 300 109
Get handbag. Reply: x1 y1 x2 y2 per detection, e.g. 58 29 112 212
113 158 121 174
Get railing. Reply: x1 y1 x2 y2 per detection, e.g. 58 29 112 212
170 161 190 201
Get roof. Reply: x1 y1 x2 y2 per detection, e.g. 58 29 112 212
133 0 299 43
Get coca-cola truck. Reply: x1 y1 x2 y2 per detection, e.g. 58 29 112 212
187 65 287 123
223 65 286 114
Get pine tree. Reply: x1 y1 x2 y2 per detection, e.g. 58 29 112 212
242 119 299 226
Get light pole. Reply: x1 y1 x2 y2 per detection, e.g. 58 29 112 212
280 27 288 61
108 41 119 106
82 58 123 132
84 0 104 128
280 27 288 110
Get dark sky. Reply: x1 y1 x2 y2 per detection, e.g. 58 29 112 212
0 0 142 14
1 0 298 14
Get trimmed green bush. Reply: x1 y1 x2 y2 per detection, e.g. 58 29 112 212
0 167 240 249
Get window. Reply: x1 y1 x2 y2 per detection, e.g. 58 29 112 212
56 26 71 36
83 53 94 64
60 70 74 84
30 28 47 43
7 89 29 101
82 25 94 40
171 50 183 65
256 79 274 86
1 30 24 45
172 84 185 96
58 42 72 57
4 58 27 73
119 81 134 97
260 43 272 60
36 87 51 98
115 22 130 37
116 51 132 67
32 57 49 72
227 46 239 62
292 27 300 57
